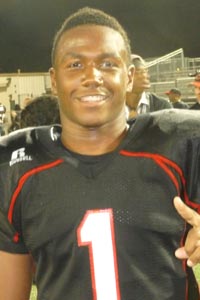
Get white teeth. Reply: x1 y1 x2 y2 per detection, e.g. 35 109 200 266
80 95 106 102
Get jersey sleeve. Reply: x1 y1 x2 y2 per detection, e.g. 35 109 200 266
0 165 29 254
0 130 34 254
0 208 29 254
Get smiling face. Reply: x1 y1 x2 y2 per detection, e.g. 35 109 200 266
132 67 150 93
50 25 134 131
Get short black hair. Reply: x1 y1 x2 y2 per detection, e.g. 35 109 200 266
51 7 132 66
169 88 181 95
131 55 146 68
20 95 60 128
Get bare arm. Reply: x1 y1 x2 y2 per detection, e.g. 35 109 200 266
0 251 33 300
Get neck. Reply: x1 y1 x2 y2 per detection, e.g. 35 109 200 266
126 91 143 110
61 119 129 155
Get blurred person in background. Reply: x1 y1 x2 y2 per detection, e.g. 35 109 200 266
190 74 200 110
20 94 60 128
0 102 6 136
8 104 22 133
165 88 189 109
126 55 172 120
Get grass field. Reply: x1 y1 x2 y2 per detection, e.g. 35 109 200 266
29 265 200 300
194 264 200 282
30 285 37 300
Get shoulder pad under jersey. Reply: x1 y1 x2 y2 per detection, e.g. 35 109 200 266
0 125 61 165
150 109 200 137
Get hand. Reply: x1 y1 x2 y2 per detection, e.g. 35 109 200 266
174 196 200 267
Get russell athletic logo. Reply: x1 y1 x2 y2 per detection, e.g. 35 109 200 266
9 147 32 166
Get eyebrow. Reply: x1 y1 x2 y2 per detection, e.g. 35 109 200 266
60 52 121 62
97 53 121 60
59 52 82 63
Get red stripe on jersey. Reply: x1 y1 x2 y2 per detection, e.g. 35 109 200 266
120 150 198 300
8 159 64 242
120 150 200 209
120 150 183 189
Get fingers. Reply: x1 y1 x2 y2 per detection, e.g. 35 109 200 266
174 197 200 267
184 228 200 267
175 247 188 260
176 246 200 267
187 247 200 267
175 247 193 267
173 197 200 228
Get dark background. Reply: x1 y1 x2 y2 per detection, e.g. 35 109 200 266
0 0 199 73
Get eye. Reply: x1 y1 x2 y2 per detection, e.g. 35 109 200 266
67 61 82 69
100 60 116 69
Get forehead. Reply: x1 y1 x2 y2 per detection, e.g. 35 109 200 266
55 25 127 63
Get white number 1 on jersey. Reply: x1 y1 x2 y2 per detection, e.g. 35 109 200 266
77 209 121 300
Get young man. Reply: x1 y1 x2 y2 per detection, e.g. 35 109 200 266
190 74 200 110
165 88 189 109
0 7 200 300
126 55 172 119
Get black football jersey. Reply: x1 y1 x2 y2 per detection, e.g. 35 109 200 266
0 109 200 300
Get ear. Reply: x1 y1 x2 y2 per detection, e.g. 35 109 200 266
126 65 135 93
49 67 57 95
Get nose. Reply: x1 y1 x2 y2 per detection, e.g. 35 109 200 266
82 66 103 87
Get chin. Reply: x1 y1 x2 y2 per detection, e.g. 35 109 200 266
82 121 104 129
78 116 106 128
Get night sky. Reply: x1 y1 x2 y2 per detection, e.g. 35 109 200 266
0 0 199 73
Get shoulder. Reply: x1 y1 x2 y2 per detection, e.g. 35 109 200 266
173 101 189 109
181 101 189 108
150 109 200 136
126 109 200 154
0 125 61 165
0 127 36 155
130 109 200 139
148 93 172 110
190 102 200 110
